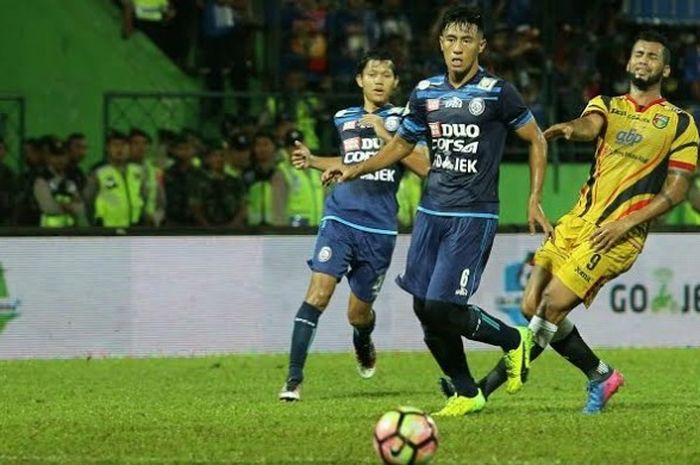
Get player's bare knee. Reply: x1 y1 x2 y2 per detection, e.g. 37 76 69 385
347 308 372 327
305 288 333 310
539 290 566 322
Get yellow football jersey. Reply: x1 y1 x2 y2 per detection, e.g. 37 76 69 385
569 94 699 242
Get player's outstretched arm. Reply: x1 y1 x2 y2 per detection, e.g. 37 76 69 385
590 169 694 253
543 113 605 142
400 144 430 178
515 119 553 239
291 141 341 171
322 134 416 185
687 168 700 214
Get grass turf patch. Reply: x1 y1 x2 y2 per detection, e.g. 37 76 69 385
1 348 698 464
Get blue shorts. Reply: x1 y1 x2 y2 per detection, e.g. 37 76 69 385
396 211 497 305
308 219 397 303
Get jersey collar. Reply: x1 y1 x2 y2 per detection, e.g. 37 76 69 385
445 66 485 90
364 103 393 114
624 94 666 113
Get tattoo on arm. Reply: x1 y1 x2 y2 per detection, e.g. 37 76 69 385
669 168 694 181
660 191 675 208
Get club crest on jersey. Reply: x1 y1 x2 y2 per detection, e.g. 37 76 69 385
384 116 400 132
652 113 670 129
469 98 485 116
477 77 497 91
444 97 463 109
318 246 332 262
342 121 357 131
427 99 440 112
343 137 360 151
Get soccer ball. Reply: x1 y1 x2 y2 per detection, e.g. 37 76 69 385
373 406 438 465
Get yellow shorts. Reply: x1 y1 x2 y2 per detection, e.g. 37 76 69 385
533 214 642 307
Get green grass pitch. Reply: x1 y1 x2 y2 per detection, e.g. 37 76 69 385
1 348 698 464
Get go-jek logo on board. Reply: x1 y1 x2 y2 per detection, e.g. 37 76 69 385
0 262 21 333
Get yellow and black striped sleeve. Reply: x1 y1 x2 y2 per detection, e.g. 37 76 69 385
580 95 610 119
668 112 699 172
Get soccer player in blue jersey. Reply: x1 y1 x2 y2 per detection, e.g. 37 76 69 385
323 6 553 415
279 51 430 401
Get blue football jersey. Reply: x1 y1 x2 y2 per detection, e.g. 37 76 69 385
322 104 406 234
398 69 533 217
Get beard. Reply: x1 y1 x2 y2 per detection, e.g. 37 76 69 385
628 69 664 90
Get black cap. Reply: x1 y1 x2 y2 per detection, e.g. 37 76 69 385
47 139 67 156
230 132 250 150
284 129 304 147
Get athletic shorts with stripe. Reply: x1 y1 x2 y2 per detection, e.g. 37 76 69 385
396 211 498 305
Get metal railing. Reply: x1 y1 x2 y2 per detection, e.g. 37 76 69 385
0 96 25 172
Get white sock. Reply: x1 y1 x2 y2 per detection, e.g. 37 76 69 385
550 317 574 344
528 315 558 349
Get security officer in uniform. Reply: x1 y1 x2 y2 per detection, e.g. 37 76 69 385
278 129 324 227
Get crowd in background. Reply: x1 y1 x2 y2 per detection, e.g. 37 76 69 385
120 0 700 119
111 0 700 166
2 0 700 229
0 123 422 230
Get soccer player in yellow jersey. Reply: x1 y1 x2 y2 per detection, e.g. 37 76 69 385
472 31 699 413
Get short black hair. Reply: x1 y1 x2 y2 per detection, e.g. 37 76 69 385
635 30 671 65
253 129 277 146
356 49 398 77
130 128 152 142
438 5 484 36
106 129 127 142
47 138 67 156
66 132 85 144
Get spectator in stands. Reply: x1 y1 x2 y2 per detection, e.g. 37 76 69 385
163 133 202 226
182 128 207 163
245 130 285 226
66 133 88 191
199 0 237 114
0 138 17 226
130 128 166 226
327 0 380 90
33 139 87 228
225 132 251 178
264 68 323 152
279 0 328 85
155 128 177 170
84 130 146 228
274 112 297 147
191 140 247 227
121 0 173 39
277 129 324 227
377 0 412 46
681 33 700 101
14 138 44 226
397 171 422 229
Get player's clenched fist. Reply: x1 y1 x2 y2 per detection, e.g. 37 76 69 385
291 141 311 169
